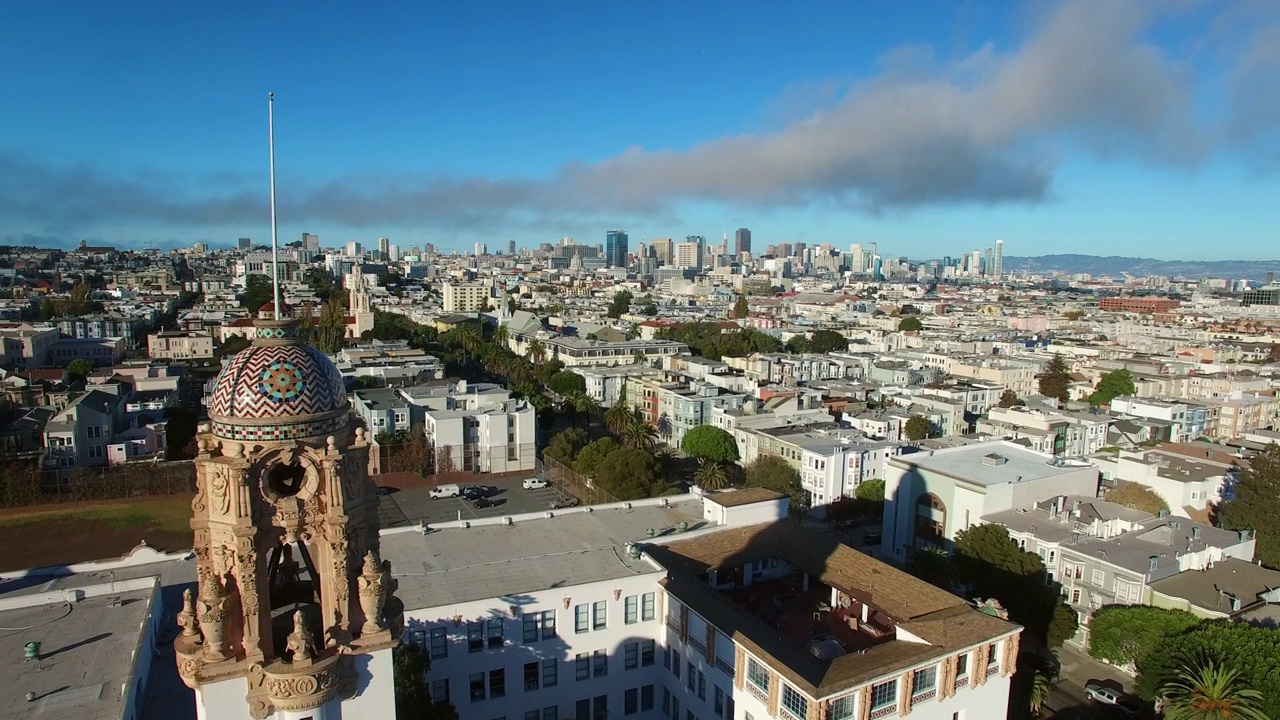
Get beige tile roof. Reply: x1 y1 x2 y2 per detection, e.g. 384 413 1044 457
703 488 787 507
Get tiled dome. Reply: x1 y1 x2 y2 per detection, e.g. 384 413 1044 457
207 320 348 443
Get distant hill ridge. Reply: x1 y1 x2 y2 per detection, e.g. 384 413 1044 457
1003 254 1279 282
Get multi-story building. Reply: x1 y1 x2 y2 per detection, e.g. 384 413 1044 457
515 335 689 369
50 337 127 366
650 238 674 265
1204 392 1276 438
947 358 1039 397
575 365 664 407
623 374 748 448
606 229 629 268
675 242 701 268
56 314 147 350
1098 297 1181 313
422 391 537 474
147 330 214 360
1092 448 1238 518
0 323 58 368
734 228 752 256
881 442 1099 562
400 489 1021 720
42 389 124 468
443 282 492 313
989 495 1254 647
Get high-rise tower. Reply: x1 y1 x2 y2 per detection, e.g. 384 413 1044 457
734 228 752 256
606 229 629 267
993 239 1004 279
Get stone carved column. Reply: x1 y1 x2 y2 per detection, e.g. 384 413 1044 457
1002 633 1020 677
767 669 780 717
939 655 957 699
857 685 872 720
897 671 913 717
973 644 990 687
733 646 745 691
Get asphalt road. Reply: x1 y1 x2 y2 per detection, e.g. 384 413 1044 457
1045 646 1154 719
376 475 569 527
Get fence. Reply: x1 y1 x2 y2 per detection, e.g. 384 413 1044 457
536 455 621 507
0 459 196 509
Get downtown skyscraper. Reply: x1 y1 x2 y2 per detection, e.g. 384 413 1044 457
605 229 629 267
734 228 751 256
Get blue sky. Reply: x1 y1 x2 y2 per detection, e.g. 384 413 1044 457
1 1 1278 260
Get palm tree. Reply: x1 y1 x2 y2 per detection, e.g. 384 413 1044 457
492 324 510 349
1159 654 1269 720
694 460 730 490
622 417 658 451
656 413 673 441
527 338 546 364
605 387 633 435
1028 671 1052 717
506 358 536 389
654 446 677 482
569 392 600 429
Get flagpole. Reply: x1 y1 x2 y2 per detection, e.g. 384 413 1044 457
269 92 281 320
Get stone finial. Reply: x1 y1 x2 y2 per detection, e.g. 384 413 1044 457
287 610 315 664
177 588 200 638
358 551 387 635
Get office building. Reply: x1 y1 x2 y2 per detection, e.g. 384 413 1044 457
735 228 752 256
675 242 701 268
1240 287 1280 306
475 242 488 257
378 236 390 259
302 232 320 251
238 237 251 251
650 238 674 265
347 241 362 257
508 239 517 256
606 229 629 268
992 239 1003 278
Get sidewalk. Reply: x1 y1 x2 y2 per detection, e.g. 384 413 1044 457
1047 645 1140 715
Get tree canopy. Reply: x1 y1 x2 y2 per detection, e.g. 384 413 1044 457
542 428 589 466
1088 605 1199 668
904 415 932 441
744 455 802 507
1038 354 1071 403
997 389 1021 408
807 329 849 353
316 298 348 354
607 290 633 319
954 524 1073 648
1218 443 1280 568
546 370 586 396
1089 369 1137 407
1135 621 1280 718
240 274 274 312
595 447 664 500
573 437 618 477
65 358 94 378
655 323 782 360
680 425 740 465
1105 481 1170 516
898 316 923 332
394 641 458 719
855 478 885 502
730 294 749 319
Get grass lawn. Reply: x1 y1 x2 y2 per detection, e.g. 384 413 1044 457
0 494 192 532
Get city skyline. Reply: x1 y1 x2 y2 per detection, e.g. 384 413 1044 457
2 1 1279 259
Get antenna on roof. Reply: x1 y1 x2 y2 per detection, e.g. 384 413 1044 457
268 92 281 320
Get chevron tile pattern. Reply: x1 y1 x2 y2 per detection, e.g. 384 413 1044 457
209 344 348 421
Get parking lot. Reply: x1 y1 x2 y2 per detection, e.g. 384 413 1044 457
376 475 571 527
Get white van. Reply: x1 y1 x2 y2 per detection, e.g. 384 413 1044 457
429 484 461 499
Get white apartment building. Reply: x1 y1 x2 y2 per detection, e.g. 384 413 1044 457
416 381 538 474
1092 449 1238 518
576 365 664 407
444 282 493 313
395 488 1021 720
147 330 214 360
947 358 1039 397
787 433 905 514
882 442 1099 562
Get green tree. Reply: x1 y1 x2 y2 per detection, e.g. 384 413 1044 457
855 478 885 502
621 417 658 451
604 387 634 436
394 641 459 720
744 455 802 507
607 289 633 319
567 391 600 429
1136 622 1280 716
65 358 94 378
595 447 662 499
1158 652 1270 720
240 274 274 312
1029 671 1053 717
905 548 960 589
1105 481 1170 516
1218 443 1280 568
537 356 564 383
1088 605 1200 667
808 329 848 353
785 336 811 354
904 415 932 441
546 370 586 396
1038 354 1072 403
694 460 730 490
543 427 589 466
574 437 618 477
997 389 1021 408
898 316 923 332
526 338 546 364
954 524 1069 647
1047 598 1080 650
730 294 749 319
1089 369 1137 406
636 294 658 316
680 425 740 465
316 298 348 354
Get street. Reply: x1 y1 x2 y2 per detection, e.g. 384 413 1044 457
1044 645 1152 719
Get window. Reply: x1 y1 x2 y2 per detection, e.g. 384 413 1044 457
987 643 1000 668
575 653 590 681
574 604 589 633
1092 568 1105 586
829 694 855 720
593 649 608 678
523 613 539 643
956 652 969 678
624 641 639 670
576 699 590 720
542 658 557 688
663 688 671 716
540 610 556 639
88 445 103 459
913 665 938 694
625 595 639 624
430 678 449 704
664 646 671 670
697 670 706 700
780 685 808 720
525 662 540 691
468 621 484 652
429 627 448 659
469 672 486 702
746 658 769 693
672 650 682 679
672 697 681 720
625 688 639 715
870 679 897 710
642 592 656 621
714 686 725 717
526 712 540 720
592 600 607 630
641 639 655 667
641 684 654 712
489 668 505 699
542 708 558 720
487 617 504 649
592 695 608 720
687 662 696 692
1070 588 1082 604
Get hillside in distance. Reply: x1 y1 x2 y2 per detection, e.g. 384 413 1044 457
1003 254 1279 281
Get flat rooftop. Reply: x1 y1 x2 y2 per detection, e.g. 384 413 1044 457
890 440 1093 488
1148 558 1280 615
0 584 156 720
384 498 705 610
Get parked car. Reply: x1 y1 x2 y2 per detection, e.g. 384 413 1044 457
472 497 499 509
523 478 549 490
429 484 460 499
550 497 579 509
1085 683 1124 705
862 529 882 545
461 485 488 500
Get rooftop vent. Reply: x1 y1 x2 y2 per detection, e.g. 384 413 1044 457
982 453 1009 467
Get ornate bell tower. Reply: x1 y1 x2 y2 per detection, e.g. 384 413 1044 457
175 311 401 719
